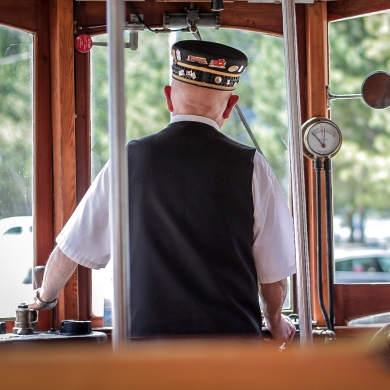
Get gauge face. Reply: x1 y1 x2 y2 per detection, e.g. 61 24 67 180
303 119 342 158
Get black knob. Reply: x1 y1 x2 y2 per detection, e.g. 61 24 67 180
60 320 92 335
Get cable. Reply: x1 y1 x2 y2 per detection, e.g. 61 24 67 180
74 1 81 20
314 158 333 332
128 2 154 33
80 24 107 29
324 157 335 331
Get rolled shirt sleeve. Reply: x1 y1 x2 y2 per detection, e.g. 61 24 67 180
56 162 111 269
252 152 296 284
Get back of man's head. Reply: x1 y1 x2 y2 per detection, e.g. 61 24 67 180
166 40 248 123
170 40 248 91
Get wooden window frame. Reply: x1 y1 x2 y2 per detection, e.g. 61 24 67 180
2 0 390 335
0 0 53 331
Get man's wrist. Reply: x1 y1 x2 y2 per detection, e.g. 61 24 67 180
265 314 283 329
33 288 58 310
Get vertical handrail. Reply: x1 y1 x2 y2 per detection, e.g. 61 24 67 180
107 0 131 348
282 0 313 346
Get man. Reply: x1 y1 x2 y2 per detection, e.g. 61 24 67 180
30 40 296 342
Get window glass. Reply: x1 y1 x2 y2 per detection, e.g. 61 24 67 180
5 226 23 235
0 26 34 318
335 259 353 272
352 257 376 272
329 12 390 283
377 257 390 272
90 30 290 325
330 13 390 283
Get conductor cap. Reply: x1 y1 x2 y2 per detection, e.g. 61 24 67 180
171 40 248 91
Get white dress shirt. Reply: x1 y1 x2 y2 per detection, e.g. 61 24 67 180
57 115 296 283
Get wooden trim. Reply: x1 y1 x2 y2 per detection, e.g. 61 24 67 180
49 0 78 325
328 0 390 22
304 2 329 326
294 4 308 317
334 325 381 339
75 0 284 36
296 4 308 124
74 49 93 321
0 0 54 330
220 3 283 35
34 0 54 331
334 284 390 326
78 265 92 321
75 50 91 204
0 0 39 32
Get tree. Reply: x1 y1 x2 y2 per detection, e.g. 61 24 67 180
91 29 290 196
329 13 390 242
0 26 33 219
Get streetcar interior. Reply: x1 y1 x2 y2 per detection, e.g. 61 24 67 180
1 0 390 387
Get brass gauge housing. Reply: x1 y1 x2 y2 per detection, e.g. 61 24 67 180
302 117 342 159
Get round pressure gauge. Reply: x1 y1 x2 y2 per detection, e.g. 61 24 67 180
302 117 342 159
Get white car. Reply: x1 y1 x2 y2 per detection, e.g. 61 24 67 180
0 215 33 236
0 216 34 318
0 216 33 284
335 247 390 283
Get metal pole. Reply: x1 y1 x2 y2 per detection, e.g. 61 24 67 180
233 105 265 158
282 0 313 346
107 0 131 348
191 31 266 158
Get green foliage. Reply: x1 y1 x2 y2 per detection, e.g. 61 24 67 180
4 12 390 239
91 34 172 176
329 13 390 239
199 29 289 186
0 26 33 219
91 29 290 196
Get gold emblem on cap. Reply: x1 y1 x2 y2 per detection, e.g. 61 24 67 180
228 65 239 72
215 76 222 84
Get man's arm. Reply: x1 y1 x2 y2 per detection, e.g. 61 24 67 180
29 246 78 310
259 278 295 343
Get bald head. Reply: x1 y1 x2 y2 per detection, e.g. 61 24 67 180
164 79 239 128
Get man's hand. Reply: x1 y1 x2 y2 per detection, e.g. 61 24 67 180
28 289 58 311
259 279 296 344
28 298 43 311
265 314 296 343
27 246 78 311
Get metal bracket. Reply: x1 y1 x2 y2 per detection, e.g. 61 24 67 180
93 14 145 51
163 4 220 33
125 14 145 51
326 85 361 109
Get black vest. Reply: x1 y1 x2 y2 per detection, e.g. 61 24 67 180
127 121 262 338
